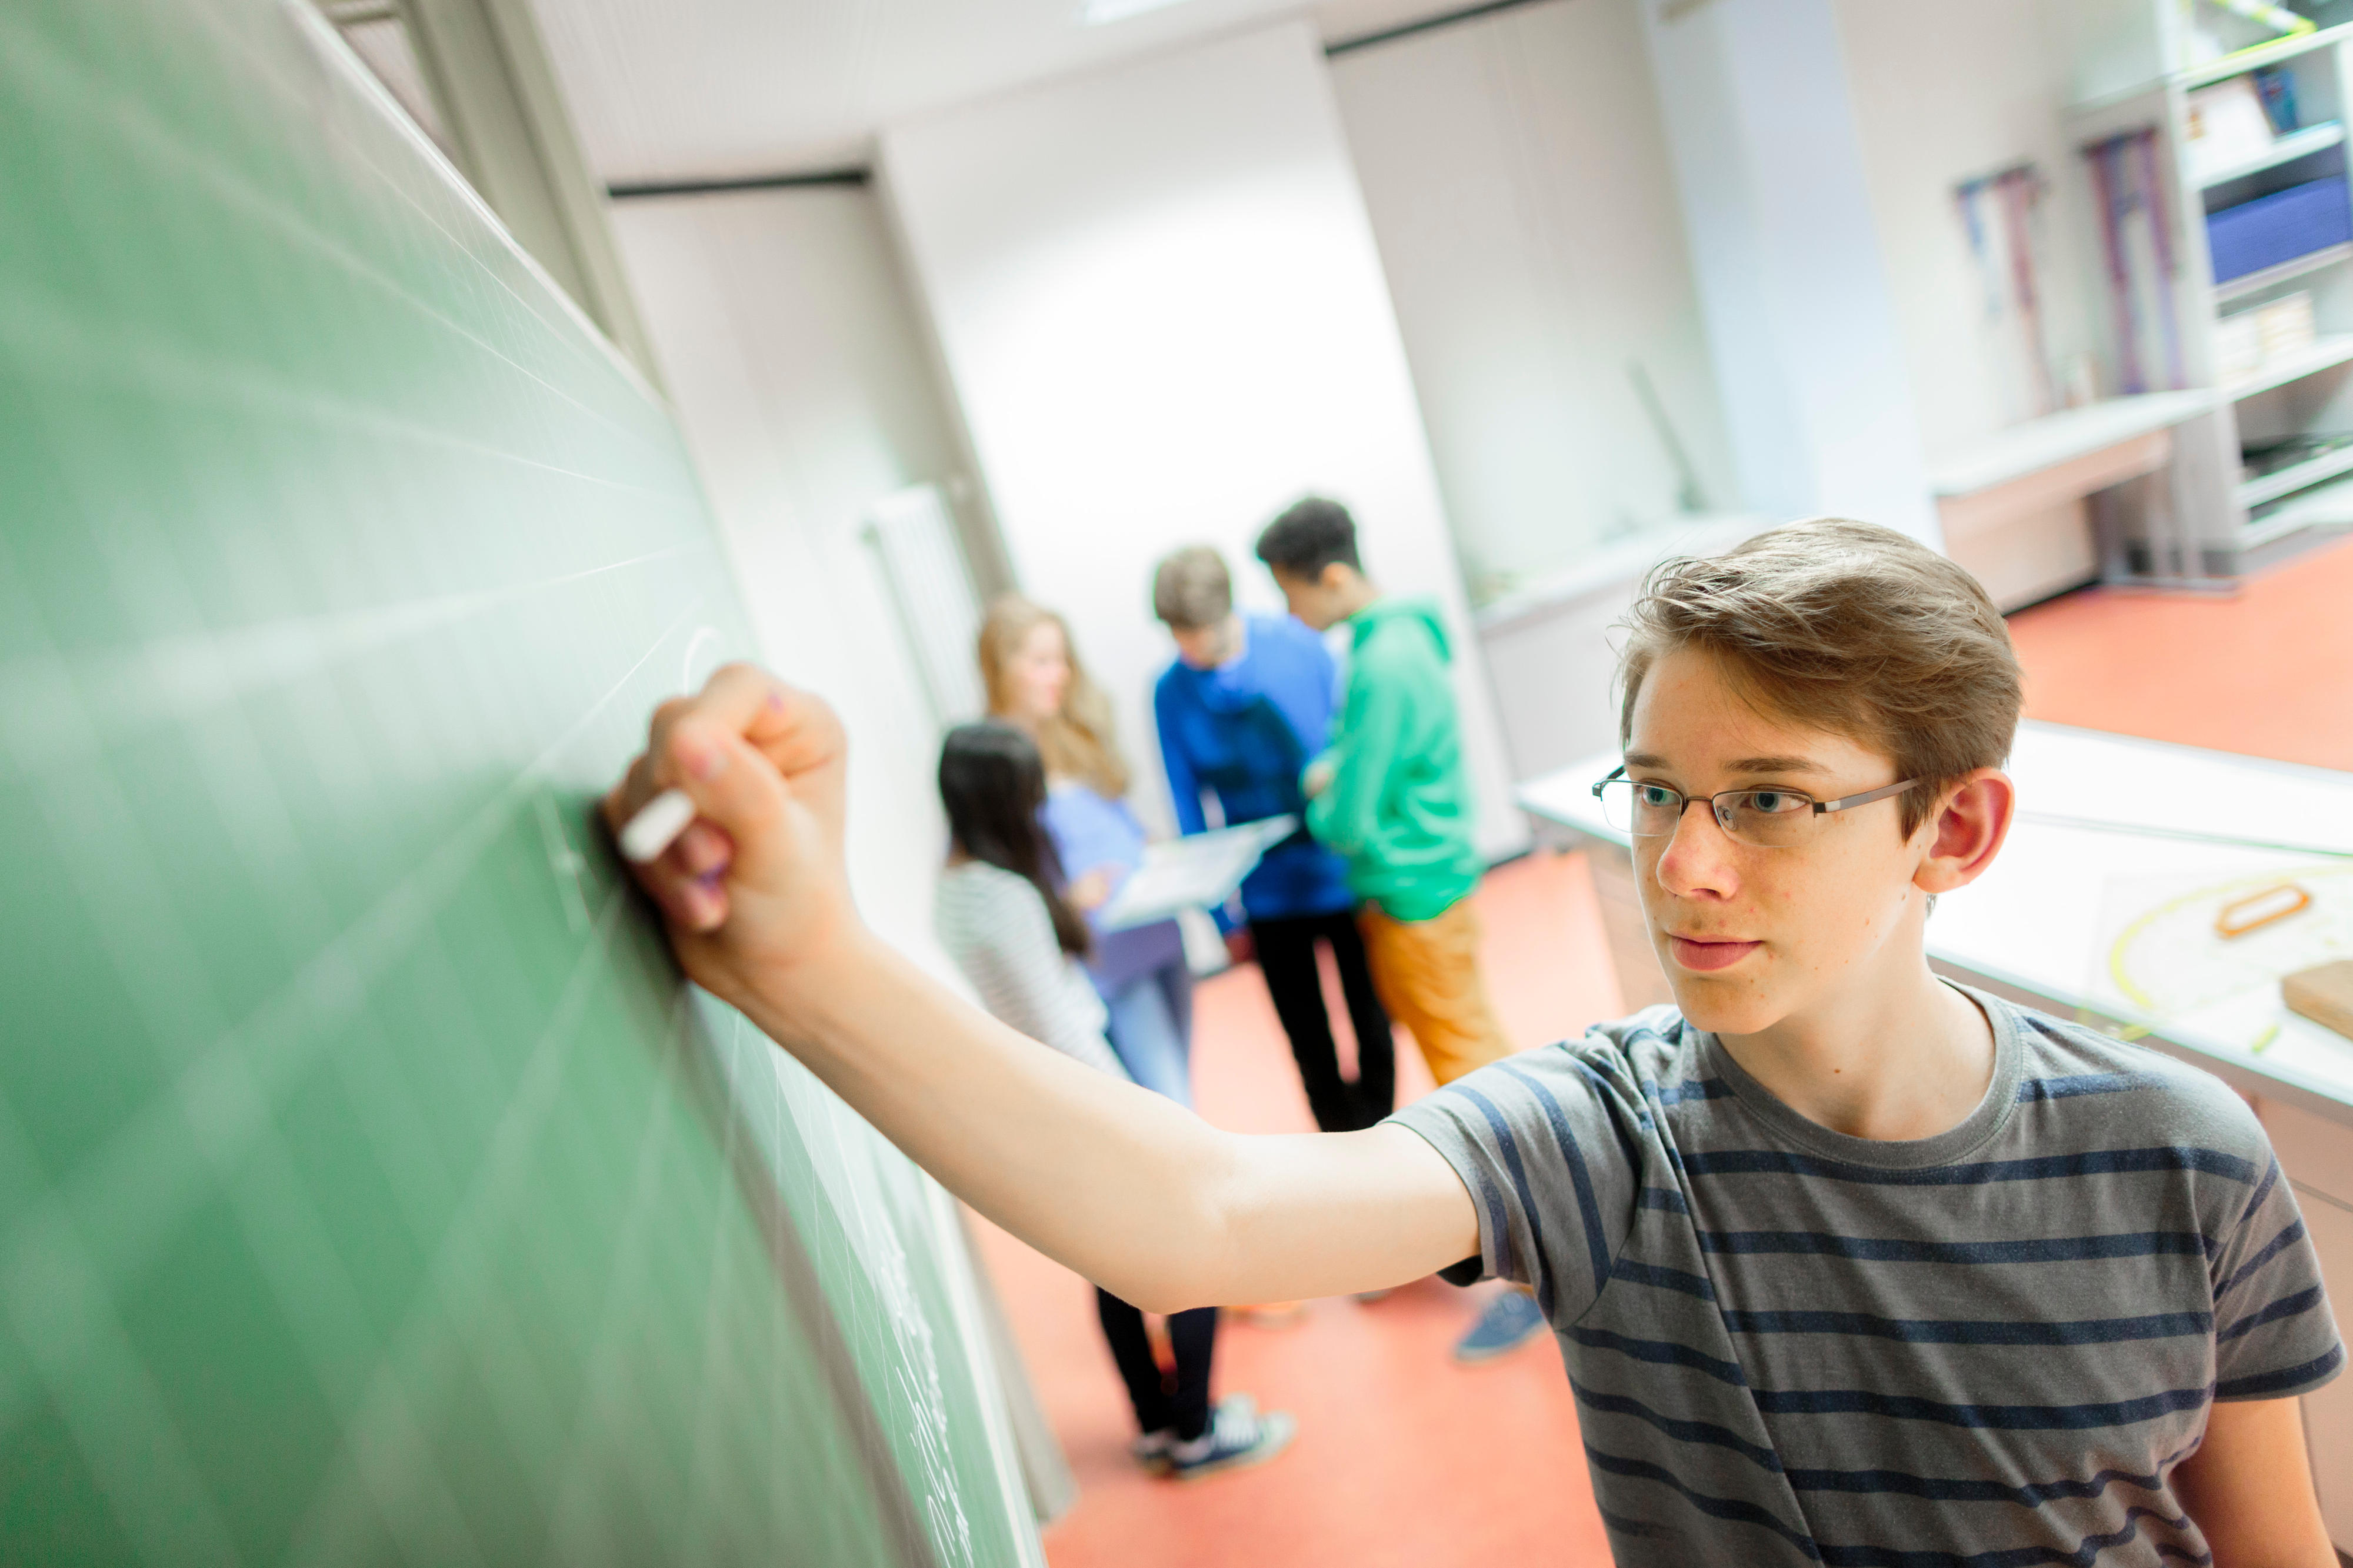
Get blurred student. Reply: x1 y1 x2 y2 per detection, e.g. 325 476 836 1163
931 722 1294 1480
980 597 1192 1105
1254 497 1544 1361
1149 545 1395 1134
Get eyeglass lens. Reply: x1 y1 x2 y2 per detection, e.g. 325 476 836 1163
1597 780 1817 848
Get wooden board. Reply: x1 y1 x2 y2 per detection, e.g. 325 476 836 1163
2285 958 2353 1040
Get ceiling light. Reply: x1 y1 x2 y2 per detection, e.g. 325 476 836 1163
1079 0 1194 25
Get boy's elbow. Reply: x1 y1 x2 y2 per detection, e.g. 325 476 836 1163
1095 1246 1225 1314
1101 1154 1245 1312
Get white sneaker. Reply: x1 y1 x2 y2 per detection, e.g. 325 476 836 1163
1166 1395 1295 1481
1132 1393 1255 1474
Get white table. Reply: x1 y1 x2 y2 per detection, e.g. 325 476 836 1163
1517 720 2353 1540
1517 721 2353 1126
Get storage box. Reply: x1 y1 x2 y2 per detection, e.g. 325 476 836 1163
2187 76 2278 179
2207 176 2353 282
2258 289 2318 356
2217 308 2265 382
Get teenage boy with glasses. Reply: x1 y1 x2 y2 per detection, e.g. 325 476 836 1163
608 519 2339 1566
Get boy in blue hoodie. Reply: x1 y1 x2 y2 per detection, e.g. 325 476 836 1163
1150 546 1395 1133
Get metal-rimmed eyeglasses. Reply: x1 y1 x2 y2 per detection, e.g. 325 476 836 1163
1592 765 1918 850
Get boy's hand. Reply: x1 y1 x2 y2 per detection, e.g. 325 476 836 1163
601 665 859 1022
1302 758 1335 799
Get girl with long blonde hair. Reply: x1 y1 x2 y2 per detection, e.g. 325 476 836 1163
978 595 1195 1106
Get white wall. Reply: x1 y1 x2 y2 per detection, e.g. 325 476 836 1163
608 185 969 967
879 20 1526 860
1834 0 2101 468
1641 0 1938 542
1329 0 1736 603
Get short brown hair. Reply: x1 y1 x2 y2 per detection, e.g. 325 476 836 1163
1152 546 1233 629
1616 518 2022 835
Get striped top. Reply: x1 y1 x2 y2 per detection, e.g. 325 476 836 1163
1390 986 2342 1566
934 860 1129 1082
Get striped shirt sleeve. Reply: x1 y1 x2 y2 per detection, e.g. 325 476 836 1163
935 868 1130 1082
1386 1040 1642 1325
2207 1146 2344 1401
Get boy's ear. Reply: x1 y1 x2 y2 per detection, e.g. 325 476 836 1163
1914 768 2015 895
1319 561 1355 593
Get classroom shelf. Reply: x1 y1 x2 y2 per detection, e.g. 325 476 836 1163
2245 506 2322 547
2224 333 2353 398
2236 441 2353 507
2195 122 2346 188
2182 21 2353 88
2215 241 2353 302
2247 472 2353 542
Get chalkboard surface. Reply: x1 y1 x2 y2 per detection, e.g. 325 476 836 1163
0 2 1032 1563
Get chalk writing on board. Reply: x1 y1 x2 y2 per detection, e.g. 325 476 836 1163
535 789 591 933
681 625 722 695
756 1045 982 1568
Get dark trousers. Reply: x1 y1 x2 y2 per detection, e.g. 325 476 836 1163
1250 909 1396 1133
1095 1290 1218 1440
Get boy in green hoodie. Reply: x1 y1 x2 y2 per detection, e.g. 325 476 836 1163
1255 498 1543 1360
1253 501 1514 1090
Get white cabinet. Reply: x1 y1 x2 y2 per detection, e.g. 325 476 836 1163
2253 1093 2353 1548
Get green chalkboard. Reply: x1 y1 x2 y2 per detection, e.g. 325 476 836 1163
0 2 1034 1564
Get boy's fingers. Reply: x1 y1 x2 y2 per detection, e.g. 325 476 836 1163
694 664 846 783
656 719 789 863
674 820 735 879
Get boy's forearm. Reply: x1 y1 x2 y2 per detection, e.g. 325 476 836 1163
725 929 1479 1310
732 929 1236 1309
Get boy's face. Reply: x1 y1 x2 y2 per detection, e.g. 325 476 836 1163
1622 645 2001 1039
1269 563 1357 632
1169 615 1239 669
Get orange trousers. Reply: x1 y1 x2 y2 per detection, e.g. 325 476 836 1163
1356 899 1515 1086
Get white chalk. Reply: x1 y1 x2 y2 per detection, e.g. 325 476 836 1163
618 787 696 863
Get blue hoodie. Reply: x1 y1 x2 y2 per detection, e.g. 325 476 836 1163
1153 612 1356 925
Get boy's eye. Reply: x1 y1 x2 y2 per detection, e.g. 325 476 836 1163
1746 790 1804 815
1635 784 1678 808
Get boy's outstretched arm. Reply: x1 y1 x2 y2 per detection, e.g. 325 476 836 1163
603 665 1481 1312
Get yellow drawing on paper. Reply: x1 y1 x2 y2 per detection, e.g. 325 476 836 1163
2104 865 2353 1044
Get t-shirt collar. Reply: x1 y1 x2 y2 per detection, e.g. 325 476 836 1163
1692 982 2024 1170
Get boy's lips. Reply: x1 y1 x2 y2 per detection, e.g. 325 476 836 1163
1668 935 1762 972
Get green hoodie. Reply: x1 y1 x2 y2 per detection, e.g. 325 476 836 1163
1304 595 1484 922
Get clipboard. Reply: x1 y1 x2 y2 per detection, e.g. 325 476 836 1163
1096 815 1301 932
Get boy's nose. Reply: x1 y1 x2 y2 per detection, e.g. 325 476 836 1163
1653 801 1740 899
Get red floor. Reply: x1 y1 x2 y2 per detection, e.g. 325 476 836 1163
2006 533 2353 772
974 535 2353 1568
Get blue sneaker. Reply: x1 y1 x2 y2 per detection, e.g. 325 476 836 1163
1454 1288 1547 1363
1166 1395 1295 1481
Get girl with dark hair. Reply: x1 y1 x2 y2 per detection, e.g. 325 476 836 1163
978 597 1197 1107
931 723 1292 1481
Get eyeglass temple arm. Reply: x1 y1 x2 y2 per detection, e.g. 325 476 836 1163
1591 764 1627 798
1816 778 1918 815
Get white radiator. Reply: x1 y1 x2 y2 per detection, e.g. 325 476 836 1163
862 483 986 732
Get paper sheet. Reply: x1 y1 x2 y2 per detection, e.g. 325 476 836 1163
1096 815 1300 932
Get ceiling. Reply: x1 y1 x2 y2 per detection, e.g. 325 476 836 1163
524 0 1487 184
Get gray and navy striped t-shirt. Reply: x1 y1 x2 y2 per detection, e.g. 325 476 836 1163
1389 986 2342 1566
